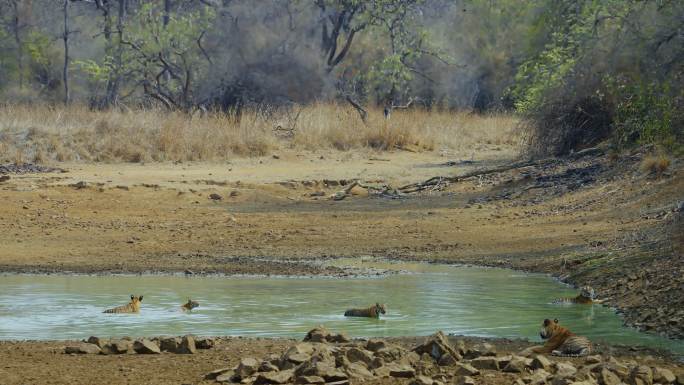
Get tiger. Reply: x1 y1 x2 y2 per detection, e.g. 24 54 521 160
521 318 592 357
181 298 199 311
344 303 386 318
103 295 143 314
552 286 602 305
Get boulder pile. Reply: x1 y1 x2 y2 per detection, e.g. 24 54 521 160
205 327 681 385
64 335 215 355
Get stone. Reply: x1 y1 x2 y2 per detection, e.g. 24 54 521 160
375 345 408 361
0 175 10 183
453 339 467 355
438 352 460 366
630 365 653 385
235 358 260 379
209 193 222 200
196 337 215 349
254 369 294 384
345 347 374 366
294 376 325 384
215 372 237 383
366 339 388 352
465 343 496 359
369 357 384 369
388 364 416 378
259 361 279 373
555 362 578 379
585 355 602 364
160 337 181 352
133 339 161 354
178 335 196 354
304 326 330 343
282 343 314 364
454 363 480 376
373 366 391 377
410 375 437 385
296 361 347 382
65 343 101 354
470 356 500 370
455 376 476 385
328 332 350 343
652 367 676 384
86 336 107 348
205 367 234 380
503 356 528 373
101 339 133 354
343 362 373 380
413 331 460 361
551 376 574 385
531 355 553 371
598 368 622 385
528 369 552 385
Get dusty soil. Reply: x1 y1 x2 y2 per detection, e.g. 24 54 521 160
0 335 681 385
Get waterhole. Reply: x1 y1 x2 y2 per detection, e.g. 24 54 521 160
0 261 681 356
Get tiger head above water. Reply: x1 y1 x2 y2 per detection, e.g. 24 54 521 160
553 286 599 305
103 295 143 314
181 298 199 311
344 303 386 318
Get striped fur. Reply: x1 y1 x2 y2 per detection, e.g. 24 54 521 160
344 303 386 318
522 318 591 357
552 286 596 305
181 298 199 311
103 295 143 314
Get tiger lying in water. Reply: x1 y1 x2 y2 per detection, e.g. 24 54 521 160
103 295 143 313
521 318 592 357
552 286 603 305
181 298 199 311
344 303 386 318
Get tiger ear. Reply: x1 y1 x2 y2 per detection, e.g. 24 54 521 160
554 318 558 323
131 295 134 300
139 295 143 302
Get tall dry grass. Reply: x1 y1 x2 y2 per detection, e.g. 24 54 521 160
0 103 521 163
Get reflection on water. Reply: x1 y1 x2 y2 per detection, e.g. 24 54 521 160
0 263 681 356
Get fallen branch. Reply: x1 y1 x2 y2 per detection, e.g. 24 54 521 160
345 96 368 124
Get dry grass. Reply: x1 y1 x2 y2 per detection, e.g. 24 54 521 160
0 103 520 163
641 155 671 176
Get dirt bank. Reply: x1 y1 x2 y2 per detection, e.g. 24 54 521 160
0 148 681 340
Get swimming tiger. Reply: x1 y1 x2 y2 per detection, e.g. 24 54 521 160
552 286 602 305
181 298 199 311
521 318 592 357
103 295 143 314
344 303 386 318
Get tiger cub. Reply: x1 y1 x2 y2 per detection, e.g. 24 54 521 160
552 286 601 305
181 298 199 311
344 303 386 318
521 318 592 357
103 295 143 314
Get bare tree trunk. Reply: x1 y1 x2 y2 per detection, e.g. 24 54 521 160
63 0 70 105
105 0 126 107
11 1 23 90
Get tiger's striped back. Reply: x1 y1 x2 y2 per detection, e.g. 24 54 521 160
552 335 592 357
552 286 595 305
344 303 386 318
104 295 143 314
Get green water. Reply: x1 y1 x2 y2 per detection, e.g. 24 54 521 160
0 262 681 356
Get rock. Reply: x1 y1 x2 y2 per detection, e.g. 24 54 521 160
455 376 476 385
413 331 460 361
196 337 215 349
160 337 181 352
215 371 237 383
295 361 347 382
259 361 279 373
366 339 388 352
652 367 676 384
369 356 384 369
348 185 368 197
235 357 260 379
209 193 222 200
345 347 374 367
630 365 653 385
178 335 196 354
454 363 480 376
71 181 88 189
282 343 314 364
470 356 500 370
410 375 438 385
531 355 553 371
555 362 578 378
0 175 10 183
304 326 330 343
585 355 602 364
343 362 373 380
373 366 391 378
388 364 416 378
503 356 528 373
65 343 101 354
676 373 684 385
598 368 622 385
254 369 294 384
328 332 350 343
205 367 234 380
86 336 107 348
133 339 161 354
101 339 133 354
550 376 574 385
465 343 496 359
375 345 409 361
438 352 460 366
453 339 467 355
528 369 552 385
294 375 326 384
